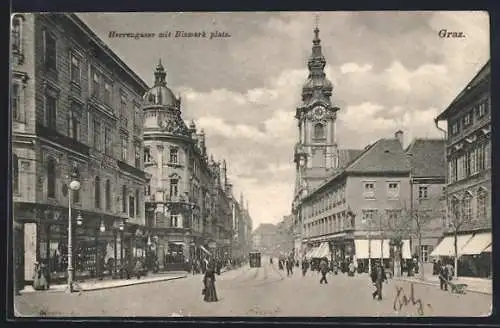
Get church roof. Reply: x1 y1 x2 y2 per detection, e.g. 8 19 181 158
405 139 446 178
345 138 410 174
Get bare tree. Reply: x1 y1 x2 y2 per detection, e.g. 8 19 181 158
448 195 476 279
380 208 413 277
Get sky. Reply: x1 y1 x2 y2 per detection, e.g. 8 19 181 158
78 11 489 229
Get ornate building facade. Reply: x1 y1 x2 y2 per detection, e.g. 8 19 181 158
11 13 149 289
142 61 236 270
433 60 491 278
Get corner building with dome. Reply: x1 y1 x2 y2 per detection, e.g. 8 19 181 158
141 61 238 270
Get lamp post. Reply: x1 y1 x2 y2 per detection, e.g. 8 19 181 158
67 168 81 293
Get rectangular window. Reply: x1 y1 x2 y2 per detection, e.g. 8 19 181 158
463 111 472 127
135 143 141 168
103 80 112 105
120 93 128 126
121 135 128 161
418 186 428 200
170 214 179 228
93 120 101 150
12 84 22 121
134 105 140 133
464 151 471 177
144 147 151 163
92 70 101 98
104 127 112 155
386 209 401 228
450 120 460 136
122 186 127 213
129 196 135 218
476 99 489 118
12 17 22 54
170 179 179 198
362 209 377 224
70 54 81 84
363 182 375 199
477 144 485 171
67 111 79 140
43 31 57 70
45 95 57 129
387 182 400 199
470 148 478 175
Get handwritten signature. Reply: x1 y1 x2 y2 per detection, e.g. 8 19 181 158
393 283 432 316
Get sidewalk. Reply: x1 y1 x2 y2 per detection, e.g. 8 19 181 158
394 274 492 295
20 271 187 294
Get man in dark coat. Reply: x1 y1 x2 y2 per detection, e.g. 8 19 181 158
319 259 328 284
371 264 387 300
439 263 449 291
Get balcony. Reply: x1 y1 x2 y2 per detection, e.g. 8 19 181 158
117 160 146 179
36 123 89 156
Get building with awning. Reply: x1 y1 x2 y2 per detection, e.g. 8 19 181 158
430 234 474 257
431 232 491 257
435 60 491 278
460 232 491 255
354 239 411 259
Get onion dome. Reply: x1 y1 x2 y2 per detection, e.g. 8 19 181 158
143 59 179 108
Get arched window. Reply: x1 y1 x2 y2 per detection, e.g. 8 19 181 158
105 179 111 210
314 123 325 139
477 188 487 221
13 154 19 194
95 176 101 209
47 157 56 198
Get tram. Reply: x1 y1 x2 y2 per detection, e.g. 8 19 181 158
249 251 261 268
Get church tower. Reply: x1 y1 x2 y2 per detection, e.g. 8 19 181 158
294 19 340 194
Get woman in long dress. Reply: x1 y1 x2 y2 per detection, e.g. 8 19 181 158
203 264 218 302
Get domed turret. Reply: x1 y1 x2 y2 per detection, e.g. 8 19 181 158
143 59 179 108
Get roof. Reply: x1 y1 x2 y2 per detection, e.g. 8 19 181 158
406 139 446 178
339 149 364 168
68 14 149 92
345 138 410 174
436 60 490 121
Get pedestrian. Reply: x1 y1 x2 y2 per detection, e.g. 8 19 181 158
134 258 143 279
348 261 355 277
202 263 218 302
32 262 49 290
301 259 309 277
371 263 387 300
319 258 328 284
439 263 449 291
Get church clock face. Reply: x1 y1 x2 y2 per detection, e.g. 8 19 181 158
313 106 326 120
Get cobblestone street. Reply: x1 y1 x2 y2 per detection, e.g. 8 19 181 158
15 257 492 317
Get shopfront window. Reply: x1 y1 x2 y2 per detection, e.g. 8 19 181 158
165 243 184 265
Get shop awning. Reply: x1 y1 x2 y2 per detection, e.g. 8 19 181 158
460 232 492 255
483 244 492 253
354 239 392 259
200 245 211 256
430 234 474 257
402 240 412 259
305 247 318 259
313 242 330 258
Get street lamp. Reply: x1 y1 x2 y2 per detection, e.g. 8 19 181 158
100 221 106 233
67 167 81 293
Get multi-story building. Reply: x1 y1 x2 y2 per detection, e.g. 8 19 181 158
406 138 447 264
299 134 413 272
11 13 149 288
291 25 362 261
142 60 235 270
433 60 491 278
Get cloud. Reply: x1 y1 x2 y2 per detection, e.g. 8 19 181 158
78 11 489 227
340 62 373 74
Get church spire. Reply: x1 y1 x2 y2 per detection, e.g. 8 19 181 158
154 58 167 86
301 14 332 102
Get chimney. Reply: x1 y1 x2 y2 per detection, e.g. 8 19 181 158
395 130 404 147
